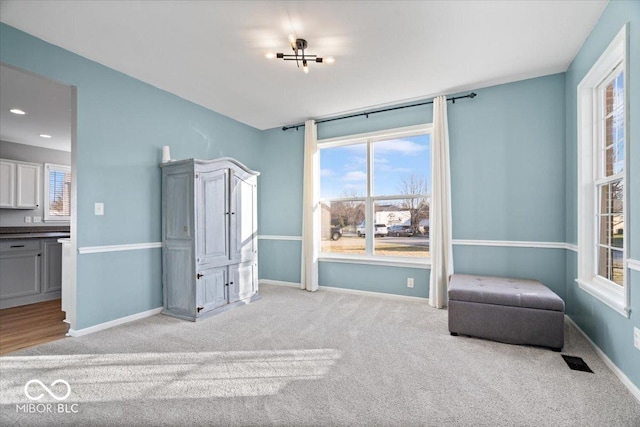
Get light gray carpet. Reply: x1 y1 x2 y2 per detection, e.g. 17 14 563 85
1 284 639 426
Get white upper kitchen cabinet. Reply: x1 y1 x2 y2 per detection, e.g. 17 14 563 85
0 159 41 209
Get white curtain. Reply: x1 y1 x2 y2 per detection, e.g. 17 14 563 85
300 120 319 292
429 96 454 308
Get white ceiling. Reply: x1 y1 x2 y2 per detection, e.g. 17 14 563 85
0 64 72 152
0 0 607 130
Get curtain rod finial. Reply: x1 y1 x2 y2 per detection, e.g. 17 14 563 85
469 92 477 98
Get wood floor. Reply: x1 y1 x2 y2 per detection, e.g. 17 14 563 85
0 299 69 355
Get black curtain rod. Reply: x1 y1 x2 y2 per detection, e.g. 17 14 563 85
281 92 477 131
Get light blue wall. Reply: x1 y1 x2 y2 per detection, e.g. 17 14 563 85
564 0 640 388
259 73 567 297
450 75 566 242
258 240 302 284
258 128 304 236
0 23 263 329
319 263 429 298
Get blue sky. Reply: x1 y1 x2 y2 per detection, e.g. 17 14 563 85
320 134 431 199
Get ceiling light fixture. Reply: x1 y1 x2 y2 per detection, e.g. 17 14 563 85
266 34 334 73
9 108 26 115
39 134 52 138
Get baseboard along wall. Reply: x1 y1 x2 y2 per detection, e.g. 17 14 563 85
564 315 640 403
67 307 162 337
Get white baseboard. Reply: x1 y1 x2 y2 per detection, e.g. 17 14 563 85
259 279 429 302
319 285 428 302
565 315 640 402
67 307 163 337
259 279 301 288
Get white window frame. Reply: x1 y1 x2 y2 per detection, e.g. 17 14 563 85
576 24 629 317
44 163 71 222
317 123 432 268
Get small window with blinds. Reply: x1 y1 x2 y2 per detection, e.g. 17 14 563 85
44 163 71 221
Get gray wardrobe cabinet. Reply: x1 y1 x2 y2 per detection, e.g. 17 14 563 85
161 158 259 321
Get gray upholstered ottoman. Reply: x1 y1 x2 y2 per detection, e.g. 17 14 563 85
448 274 565 351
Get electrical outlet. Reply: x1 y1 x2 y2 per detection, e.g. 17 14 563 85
95 202 104 216
407 278 414 288
634 327 640 350
33 216 42 223
24 216 32 223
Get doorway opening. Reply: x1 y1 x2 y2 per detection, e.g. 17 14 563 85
0 63 77 353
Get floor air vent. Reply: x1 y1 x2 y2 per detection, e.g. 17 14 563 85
562 355 593 373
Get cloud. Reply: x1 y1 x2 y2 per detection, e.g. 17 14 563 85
343 171 367 181
320 169 334 177
377 165 414 173
343 155 366 171
374 139 428 156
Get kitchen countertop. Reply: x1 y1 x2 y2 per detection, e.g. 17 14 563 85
0 232 71 240
0 226 71 240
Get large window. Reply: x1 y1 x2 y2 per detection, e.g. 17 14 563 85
44 163 71 222
595 67 624 287
576 25 627 316
318 124 431 263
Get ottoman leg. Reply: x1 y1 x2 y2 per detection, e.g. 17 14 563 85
450 332 459 336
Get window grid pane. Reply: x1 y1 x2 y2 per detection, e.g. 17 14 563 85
595 180 622 287
320 200 365 255
372 134 430 197
48 170 71 217
601 71 625 178
373 198 429 258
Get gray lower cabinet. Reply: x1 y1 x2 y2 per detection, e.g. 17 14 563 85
161 157 259 321
0 240 41 300
229 262 257 303
42 239 62 293
0 238 62 309
197 266 227 312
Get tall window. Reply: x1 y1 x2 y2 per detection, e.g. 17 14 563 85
318 124 431 262
44 163 71 221
595 67 624 287
576 25 627 316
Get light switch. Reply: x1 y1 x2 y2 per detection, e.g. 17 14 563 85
33 216 42 223
95 202 104 216
24 216 32 223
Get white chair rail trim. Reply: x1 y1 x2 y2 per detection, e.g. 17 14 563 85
257 235 302 241
627 259 640 272
258 236 578 251
452 239 572 250
78 242 162 254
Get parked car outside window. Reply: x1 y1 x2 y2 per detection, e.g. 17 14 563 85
330 226 342 241
356 222 388 237
388 225 414 237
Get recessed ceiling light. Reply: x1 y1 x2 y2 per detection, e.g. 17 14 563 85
39 134 52 138
9 108 26 115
